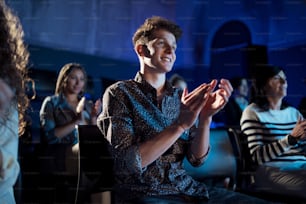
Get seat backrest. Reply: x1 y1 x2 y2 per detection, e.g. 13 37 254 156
183 128 237 187
77 125 114 193
228 128 255 171
227 127 256 190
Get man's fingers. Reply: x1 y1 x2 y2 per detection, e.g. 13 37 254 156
183 84 211 103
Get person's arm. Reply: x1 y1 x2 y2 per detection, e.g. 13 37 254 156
187 79 232 166
53 117 80 139
187 117 211 166
98 82 213 172
40 96 81 143
0 143 20 195
98 93 184 172
98 87 143 175
240 107 298 165
290 116 306 142
89 99 102 125
0 79 14 119
0 108 20 194
139 82 218 167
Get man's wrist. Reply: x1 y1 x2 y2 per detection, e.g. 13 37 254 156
174 120 187 132
199 116 212 126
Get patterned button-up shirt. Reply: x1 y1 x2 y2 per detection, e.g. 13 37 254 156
98 72 209 201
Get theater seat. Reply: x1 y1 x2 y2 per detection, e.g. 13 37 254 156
227 128 256 191
76 125 114 203
227 127 305 203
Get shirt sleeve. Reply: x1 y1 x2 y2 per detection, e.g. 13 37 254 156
39 96 59 144
240 107 291 165
187 145 210 167
185 123 211 167
0 107 20 197
97 87 144 176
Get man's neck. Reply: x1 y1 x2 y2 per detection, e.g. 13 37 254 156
140 69 166 93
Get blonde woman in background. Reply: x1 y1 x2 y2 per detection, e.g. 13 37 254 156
40 63 102 203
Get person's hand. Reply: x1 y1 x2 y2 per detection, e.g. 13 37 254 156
200 79 233 119
76 96 86 113
177 83 213 130
291 117 306 140
91 99 102 117
0 79 14 118
73 111 85 125
75 96 86 125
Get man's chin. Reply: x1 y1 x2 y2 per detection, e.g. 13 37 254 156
164 65 174 72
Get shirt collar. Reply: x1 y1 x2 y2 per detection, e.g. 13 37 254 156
134 71 175 95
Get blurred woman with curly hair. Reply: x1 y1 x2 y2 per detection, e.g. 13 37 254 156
0 0 30 203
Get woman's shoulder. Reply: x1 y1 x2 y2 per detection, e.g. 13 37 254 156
283 105 302 116
241 103 262 118
285 105 299 111
244 103 260 112
41 94 63 108
42 94 60 101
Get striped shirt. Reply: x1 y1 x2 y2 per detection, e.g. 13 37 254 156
240 103 306 165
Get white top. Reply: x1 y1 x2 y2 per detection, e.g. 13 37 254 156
0 106 19 204
241 103 306 165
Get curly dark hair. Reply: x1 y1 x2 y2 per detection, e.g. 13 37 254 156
0 0 30 136
132 16 183 46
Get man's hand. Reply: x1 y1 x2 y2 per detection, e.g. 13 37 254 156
177 82 214 130
200 79 233 119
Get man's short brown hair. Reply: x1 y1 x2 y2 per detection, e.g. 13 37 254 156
132 16 182 46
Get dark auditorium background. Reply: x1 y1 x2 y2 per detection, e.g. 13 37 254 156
6 0 306 202
8 0 306 107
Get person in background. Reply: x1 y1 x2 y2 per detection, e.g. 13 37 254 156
169 73 187 90
298 78 306 118
0 0 31 203
98 16 266 203
213 77 249 128
223 77 249 128
298 97 306 118
39 62 102 203
240 65 306 200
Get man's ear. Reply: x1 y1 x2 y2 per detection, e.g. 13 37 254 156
136 44 149 56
